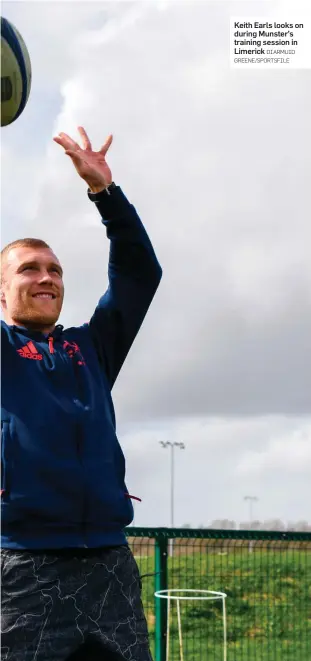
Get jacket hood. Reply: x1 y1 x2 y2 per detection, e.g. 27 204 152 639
9 323 64 340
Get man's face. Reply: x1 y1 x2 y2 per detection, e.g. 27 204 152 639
1 246 64 332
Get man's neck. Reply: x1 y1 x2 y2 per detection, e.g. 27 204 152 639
5 316 56 335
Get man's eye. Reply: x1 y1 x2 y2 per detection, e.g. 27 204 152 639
22 266 35 271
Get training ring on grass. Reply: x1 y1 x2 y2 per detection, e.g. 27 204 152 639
154 589 227 661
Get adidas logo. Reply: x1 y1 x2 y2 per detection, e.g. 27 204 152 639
17 341 43 361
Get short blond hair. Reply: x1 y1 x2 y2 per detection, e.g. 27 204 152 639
1 238 52 283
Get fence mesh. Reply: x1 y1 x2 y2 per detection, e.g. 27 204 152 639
126 528 311 661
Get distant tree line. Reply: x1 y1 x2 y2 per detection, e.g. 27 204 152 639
182 519 311 531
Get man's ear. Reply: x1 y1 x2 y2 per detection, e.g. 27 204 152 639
0 286 7 309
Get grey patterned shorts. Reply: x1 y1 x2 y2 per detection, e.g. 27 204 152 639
1 544 153 661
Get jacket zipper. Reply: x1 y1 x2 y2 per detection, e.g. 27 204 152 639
48 336 54 354
125 494 142 502
71 355 88 548
51 333 88 547
75 421 88 548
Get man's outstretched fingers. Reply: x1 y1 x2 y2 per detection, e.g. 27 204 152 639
54 133 80 151
78 126 92 151
100 134 113 156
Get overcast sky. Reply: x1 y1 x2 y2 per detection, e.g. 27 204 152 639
1 0 310 529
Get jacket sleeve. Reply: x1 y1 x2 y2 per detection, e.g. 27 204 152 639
88 185 162 389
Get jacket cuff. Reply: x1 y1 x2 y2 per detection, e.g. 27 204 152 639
87 185 135 222
87 182 117 201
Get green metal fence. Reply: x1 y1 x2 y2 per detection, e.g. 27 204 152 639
125 527 311 661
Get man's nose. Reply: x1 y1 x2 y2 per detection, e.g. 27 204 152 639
38 271 53 283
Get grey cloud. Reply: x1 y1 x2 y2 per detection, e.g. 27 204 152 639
27 1 311 423
2 0 310 527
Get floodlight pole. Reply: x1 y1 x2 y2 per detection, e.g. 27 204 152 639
244 496 258 528
160 441 185 528
244 496 258 554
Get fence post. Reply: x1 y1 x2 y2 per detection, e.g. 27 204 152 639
154 534 168 661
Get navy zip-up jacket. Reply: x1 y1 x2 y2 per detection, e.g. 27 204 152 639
1 186 162 550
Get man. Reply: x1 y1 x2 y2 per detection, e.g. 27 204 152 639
1 127 162 661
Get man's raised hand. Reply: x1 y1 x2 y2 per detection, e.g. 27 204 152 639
53 127 113 194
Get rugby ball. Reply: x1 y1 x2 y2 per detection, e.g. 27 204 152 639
1 17 32 126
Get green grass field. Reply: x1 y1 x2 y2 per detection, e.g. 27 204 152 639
132 547 311 661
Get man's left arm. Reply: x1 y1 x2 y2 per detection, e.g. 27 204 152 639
53 127 162 387
88 185 162 388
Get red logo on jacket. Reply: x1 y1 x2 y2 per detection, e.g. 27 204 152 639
16 340 85 366
63 341 86 366
17 341 43 360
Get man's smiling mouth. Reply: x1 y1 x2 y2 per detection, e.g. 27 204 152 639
32 293 56 299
